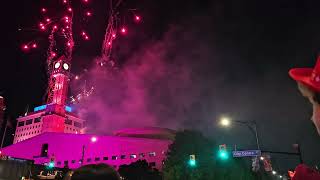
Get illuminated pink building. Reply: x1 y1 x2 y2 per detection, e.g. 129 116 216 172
2 55 174 170
3 128 173 170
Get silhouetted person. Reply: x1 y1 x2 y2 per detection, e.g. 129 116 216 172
68 164 120 180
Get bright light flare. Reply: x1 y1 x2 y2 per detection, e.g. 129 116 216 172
41 8 47 13
86 11 92 16
75 75 79 80
91 136 97 142
112 33 116 38
53 25 58 29
272 171 277 175
68 8 72 12
121 27 127 34
135 15 141 21
46 18 50 22
220 117 231 127
260 156 264 160
32 43 37 48
23 45 28 49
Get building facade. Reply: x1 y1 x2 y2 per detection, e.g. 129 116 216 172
14 104 84 144
3 128 173 170
3 55 174 170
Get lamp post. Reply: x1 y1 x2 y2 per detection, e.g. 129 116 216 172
219 117 260 150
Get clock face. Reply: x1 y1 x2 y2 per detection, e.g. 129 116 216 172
63 63 69 70
54 62 61 69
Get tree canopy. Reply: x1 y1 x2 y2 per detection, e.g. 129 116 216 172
118 160 161 180
163 130 262 180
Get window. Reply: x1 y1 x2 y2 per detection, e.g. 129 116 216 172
87 158 92 162
74 122 82 128
65 119 72 125
149 162 156 167
103 157 108 161
71 160 76 164
18 121 25 127
57 162 61 165
112 156 117 160
95 157 100 161
26 119 33 125
139 153 145 158
41 144 48 157
149 152 156 157
120 155 126 159
34 117 41 123
130 154 137 159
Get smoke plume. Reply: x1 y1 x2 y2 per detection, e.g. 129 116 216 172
74 24 215 134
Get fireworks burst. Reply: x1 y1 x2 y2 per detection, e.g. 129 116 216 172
20 0 142 104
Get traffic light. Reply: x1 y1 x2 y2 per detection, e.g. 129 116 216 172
218 144 229 160
188 154 196 167
48 161 55 168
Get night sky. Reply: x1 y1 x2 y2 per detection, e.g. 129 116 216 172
1 0 320 172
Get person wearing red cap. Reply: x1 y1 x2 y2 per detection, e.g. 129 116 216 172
289 56 320 135
289 57 320 180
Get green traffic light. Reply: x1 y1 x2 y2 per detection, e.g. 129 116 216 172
48 162 55 168
188 159 196 167
218 150 229 160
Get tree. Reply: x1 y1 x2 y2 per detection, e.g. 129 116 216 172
163 130 258 180
118 160 162 180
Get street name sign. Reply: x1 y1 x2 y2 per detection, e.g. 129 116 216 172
232 150 261 157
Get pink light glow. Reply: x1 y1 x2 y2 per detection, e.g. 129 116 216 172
52 52 56 57
32 43 37 48
63 0 67 3
84 36 89 40
53 25 58 29
82 31 86 36
91 136 97 142
41 8 46 13
112 33 116 38
121 27 127 34
23 45 28 49
135 15 141 21
86 11 92 16
107 42 111 46
40 26 45 30
68 8 72 12
46 18 50 22
67 42 71 46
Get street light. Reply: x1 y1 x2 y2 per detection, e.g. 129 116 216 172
218 116 260 150
272 170 277 175
220 117 231 127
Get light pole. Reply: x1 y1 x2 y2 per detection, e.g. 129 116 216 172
219 117 260 150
